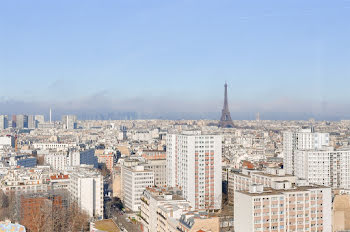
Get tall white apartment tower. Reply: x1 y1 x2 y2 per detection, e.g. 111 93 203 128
283 128 329 175
166 131 222 211
295 148 350 189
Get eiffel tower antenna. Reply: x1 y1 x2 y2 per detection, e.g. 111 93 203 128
219 82 234 128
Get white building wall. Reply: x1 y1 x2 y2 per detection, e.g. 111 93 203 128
44 153 68 171
68 151 81 166
186 136 196 209
295 149 350 189
213 135 222 209
122 166 154 212
283 129 329 175
80 178 94 216
166 132 222 211
0 136 14 147
33 143 74 151
166 134 176 188
234 191 253 232
323 187 332 232
294 150 309 180
68 170 103 218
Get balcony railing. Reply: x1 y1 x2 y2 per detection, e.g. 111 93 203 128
140 197 149 206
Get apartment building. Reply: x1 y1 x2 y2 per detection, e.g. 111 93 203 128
143 159 167 187
97 153 114 172
44 148 98 170
228 167 297 205
69 148 98 168
166 131 222 211
68 167 103 218
0 167 52 195
44 152 68 171
141 150 166 160
234 181 332 232
49 174 70 191
33 143 76 151
295 148 350 189
283 128 329 175
122 165 154 211
120 156 166 189
140 187 190 232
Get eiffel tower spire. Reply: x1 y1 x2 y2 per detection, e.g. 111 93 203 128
219 82 234 128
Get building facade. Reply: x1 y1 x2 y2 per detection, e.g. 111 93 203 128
228 168 298 205
68 168 103 218
166 131 222 211
234 181 332 232
44 153 69 171
283 128 329 175
295 148 350 189
140 187 190 232
121 165 154 212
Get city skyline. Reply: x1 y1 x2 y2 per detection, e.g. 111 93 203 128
1 0 350 120
2 1 350 231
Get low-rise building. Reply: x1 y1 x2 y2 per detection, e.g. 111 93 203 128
0 167 52 195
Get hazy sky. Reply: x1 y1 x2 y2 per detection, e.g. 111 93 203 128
1 0 350 119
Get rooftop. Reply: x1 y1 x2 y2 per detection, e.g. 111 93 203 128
252 171 294 178
93 219 120 232
238 184 330 196
145 186 184 201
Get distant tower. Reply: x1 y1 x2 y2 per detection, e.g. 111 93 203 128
219 83 234 128
256 112 260 121
49 108 52 123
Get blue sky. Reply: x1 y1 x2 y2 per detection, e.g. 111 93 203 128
0 0 350 119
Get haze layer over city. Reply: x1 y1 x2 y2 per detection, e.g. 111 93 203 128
1 1 350 232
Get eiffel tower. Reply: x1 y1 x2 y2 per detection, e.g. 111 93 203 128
219 82 234 128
